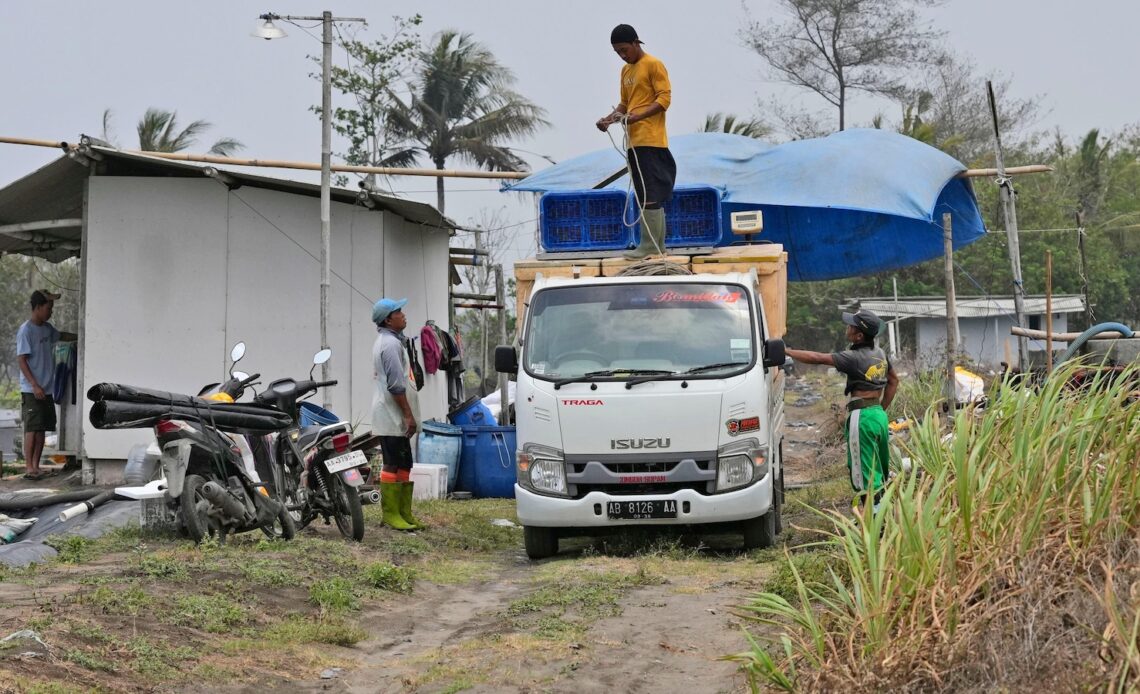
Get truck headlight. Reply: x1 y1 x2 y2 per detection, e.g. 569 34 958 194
517 444 567 496
716 438 769 493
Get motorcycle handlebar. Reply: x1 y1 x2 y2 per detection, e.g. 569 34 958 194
315 379 338 388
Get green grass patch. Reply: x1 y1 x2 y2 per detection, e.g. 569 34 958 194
262 614 368 647
362 562 415 593
238 558 295 586
81 584 152 616
309 577 358 611
414 558 493 585
763 550 843 605
508 566 664 638
134 552 189 580
65 647 117 672
169 595 248 633
127 636 197 678
46 535 97 564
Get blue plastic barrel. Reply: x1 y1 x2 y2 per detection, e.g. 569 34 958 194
448 395 494 427
455 425 517 498
299 401 340 427
417 420 463 492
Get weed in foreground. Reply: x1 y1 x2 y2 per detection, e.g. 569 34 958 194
262 615 368 647
80 584 152 616
309 577 359 612
46 535 96 564
168 594 248 633
363 562 415 593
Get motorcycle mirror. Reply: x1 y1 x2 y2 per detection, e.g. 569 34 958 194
230 342 246 364
313 348 332 366
232 371 250 381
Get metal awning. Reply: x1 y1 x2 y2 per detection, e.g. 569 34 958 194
844 295 1087 320
0 146 456 261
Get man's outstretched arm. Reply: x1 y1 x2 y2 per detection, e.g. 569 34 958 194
785 348 835 366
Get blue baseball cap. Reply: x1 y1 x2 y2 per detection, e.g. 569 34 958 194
372 297 408 324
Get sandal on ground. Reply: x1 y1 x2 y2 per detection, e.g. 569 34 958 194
22 472 43 480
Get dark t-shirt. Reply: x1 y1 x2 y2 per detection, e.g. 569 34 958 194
831 343 890 395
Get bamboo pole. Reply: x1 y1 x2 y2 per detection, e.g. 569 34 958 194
1 135 1052 182
1045 250 1053 372
943 212 959 410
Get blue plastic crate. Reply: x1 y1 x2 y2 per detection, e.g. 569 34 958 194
540 190 634 251
663 186 722 247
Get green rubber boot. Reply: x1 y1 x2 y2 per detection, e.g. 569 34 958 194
399 482 425 529
380 482 415 531
624 207 667 259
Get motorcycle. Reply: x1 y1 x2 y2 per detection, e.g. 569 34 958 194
154 342 297 543
252 349 368 542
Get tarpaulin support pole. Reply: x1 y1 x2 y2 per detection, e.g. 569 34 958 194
943 212 959 411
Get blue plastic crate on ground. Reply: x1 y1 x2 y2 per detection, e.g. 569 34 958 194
539 190 634 252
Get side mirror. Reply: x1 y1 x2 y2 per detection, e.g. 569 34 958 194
232 371 250 381
230 342 246 364
494 345 519 374
313 348 332 366
762 338 786 369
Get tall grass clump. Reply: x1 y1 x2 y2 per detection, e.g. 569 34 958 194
733 362 1140 692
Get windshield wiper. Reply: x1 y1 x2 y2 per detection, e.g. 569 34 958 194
682 361 750 375
552 369 674 389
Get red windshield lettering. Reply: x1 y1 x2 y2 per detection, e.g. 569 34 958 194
653 290 741 303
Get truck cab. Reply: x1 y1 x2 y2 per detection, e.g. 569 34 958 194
498 269 786 559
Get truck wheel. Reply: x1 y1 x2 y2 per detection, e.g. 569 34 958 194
523 526 558 560
742 509 777 550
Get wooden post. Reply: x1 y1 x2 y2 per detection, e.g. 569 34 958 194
889 277 900 359
988 80 1030 370
1077 210 1092 328
475 230 489 396
495 265 510 425
943 213 959 410
1045 250 1053 372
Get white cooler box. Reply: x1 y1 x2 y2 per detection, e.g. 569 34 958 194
410 464 448 500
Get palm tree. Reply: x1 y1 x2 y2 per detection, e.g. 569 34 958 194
383 31 549 215
101 108 243 156
700 112 771 140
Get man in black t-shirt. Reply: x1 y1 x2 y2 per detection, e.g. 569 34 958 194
786 309 899 507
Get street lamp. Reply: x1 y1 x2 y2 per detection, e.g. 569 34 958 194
254 11 364 408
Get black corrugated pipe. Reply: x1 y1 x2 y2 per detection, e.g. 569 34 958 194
0 489 105 512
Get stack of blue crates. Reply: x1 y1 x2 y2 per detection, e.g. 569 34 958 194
539 190 633 252
538 185 723 253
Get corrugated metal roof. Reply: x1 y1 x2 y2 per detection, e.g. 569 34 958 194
0 147 455 260
843 295 1086 319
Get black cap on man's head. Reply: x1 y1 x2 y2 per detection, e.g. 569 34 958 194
841 308 881 338
610 24 643 45
30 289 61 309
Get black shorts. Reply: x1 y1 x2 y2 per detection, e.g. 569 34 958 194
378 435 414 471
21 393 57 432
628 146 677 209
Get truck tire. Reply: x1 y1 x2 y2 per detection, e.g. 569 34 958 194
523 526 558 560
742 509 777 550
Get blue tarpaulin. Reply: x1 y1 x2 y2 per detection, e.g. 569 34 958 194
505 129 987 281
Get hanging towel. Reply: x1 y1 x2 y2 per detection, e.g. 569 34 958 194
406 338 425 391
420 324 443 375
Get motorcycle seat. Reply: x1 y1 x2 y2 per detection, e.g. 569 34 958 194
297 426 326 450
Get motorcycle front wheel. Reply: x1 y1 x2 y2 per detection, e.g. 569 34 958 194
331 475 365 542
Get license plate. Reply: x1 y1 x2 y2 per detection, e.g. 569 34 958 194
606 500 678 520
326 450 367 474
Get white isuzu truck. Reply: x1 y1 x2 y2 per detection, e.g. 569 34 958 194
496 246 788 559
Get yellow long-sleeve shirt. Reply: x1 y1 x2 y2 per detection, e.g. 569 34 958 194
620 53 671 148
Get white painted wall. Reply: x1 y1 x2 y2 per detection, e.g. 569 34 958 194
915 313 1070 370
82 177 449 470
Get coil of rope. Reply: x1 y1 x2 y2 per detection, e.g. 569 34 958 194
606 111 667 257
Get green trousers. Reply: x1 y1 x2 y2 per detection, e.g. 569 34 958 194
844 404 890 495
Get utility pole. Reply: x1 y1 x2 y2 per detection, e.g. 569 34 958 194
1076 210 1092 328
495 264 509 425
988 80 1029 370
319 11 333 408
943 213 959 410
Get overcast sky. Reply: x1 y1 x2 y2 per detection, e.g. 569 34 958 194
3 0 1138 261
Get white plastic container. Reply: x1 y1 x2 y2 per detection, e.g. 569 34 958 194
410 464 448 500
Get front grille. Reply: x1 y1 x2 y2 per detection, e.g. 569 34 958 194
564 452 717 500
575 481 708 497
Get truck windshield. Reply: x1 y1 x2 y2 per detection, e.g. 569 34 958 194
524 282 755 380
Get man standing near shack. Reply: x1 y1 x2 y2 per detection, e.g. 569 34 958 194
785 309 899 510
595 23 676 260
17 290 76 480
371 297 425 531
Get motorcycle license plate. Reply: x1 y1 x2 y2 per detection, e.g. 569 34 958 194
326 450 367 474
606 500 678 520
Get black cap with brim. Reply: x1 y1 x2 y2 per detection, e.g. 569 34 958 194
610 24 643 45
842 309 881 338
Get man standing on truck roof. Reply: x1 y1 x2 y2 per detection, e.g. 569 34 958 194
595 23 676 260
785 309 899 510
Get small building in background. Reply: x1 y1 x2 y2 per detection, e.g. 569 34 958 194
845 295 1086 371
0 408 19 461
